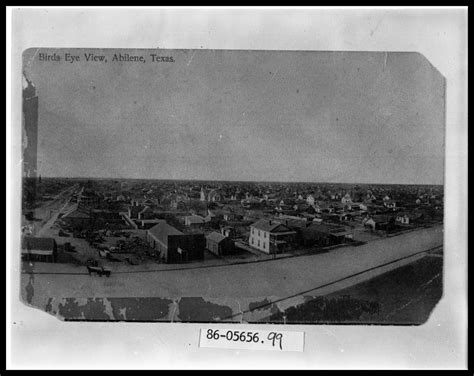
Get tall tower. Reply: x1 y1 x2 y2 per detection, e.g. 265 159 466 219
22 72 39 207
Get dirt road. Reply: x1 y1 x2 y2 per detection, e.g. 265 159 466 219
21 225 443 302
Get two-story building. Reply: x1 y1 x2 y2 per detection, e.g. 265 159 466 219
248 219 296 254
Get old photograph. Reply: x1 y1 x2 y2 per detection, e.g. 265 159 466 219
19 48 445 324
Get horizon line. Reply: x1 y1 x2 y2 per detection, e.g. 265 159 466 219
25 176 444 187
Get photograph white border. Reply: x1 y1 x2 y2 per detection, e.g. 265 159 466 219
7 6 468 370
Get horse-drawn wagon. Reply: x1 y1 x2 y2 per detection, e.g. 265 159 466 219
86 265 111 277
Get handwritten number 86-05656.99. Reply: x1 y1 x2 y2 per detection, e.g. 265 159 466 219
206 329 283 350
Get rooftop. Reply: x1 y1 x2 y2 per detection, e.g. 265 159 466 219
148 221 183 246
250 219 292 233
62 206 91 219
185 215 206 224
206 231 228 243
21 236 56 250
303 223 350 235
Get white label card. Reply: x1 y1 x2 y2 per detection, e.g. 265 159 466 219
199 328 305 352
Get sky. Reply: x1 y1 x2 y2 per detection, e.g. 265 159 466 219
22 48 445 184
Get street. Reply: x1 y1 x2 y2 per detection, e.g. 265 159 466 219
21 225 443 302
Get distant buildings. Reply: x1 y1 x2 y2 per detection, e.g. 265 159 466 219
116 194 127 202
127 203 142 219
184 214 207 226
220 225 237 238
363 215 396 232
241 198 262 209
199 187 224 202
207 189 223 202
137 218 163 229
78 189 101 208
341 193 352 204
32 178 442 269
138 206 154 220
396 212 423 225
383 200 397 209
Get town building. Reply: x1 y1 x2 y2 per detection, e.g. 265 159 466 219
249 219 297 254
206 232 235 256
21 236 57 263
220 225 237 238
314 201 330 214
138 219 164 229
61 206 92 227
77 188 101 208
146 221 205 263
171 199 187 210
396 212 423 225
300 223 352 247
347 203 361 211
207 189 223 202
341 193 352 204
128 202 145 219
184 214 207 226
383 200 397 209
363 215 396 232
241 198 262 209
116 194 127 202
137 206 154 220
